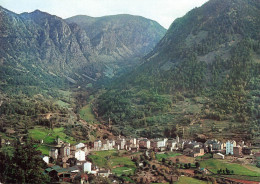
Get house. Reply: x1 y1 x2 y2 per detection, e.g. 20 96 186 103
75 143 85 150
98 170 111 177
60 143 71 159
45 165 62 182
75 150 85 161
41 155 50 164
108 140 115 150
204 139 224 152
73 173 88 184
139 138 151 149
176 140 186 150
94 140 102 151
213 153 225 159
226 140 236 155
183 148 193 156
167 139 178 151
152 138 168 149
242 147 252 155
212 141 224 151
83 161 92 173
49 148 58 160
101 140 109 150
192 148 205 157
233 146 242 157
114 138 126 150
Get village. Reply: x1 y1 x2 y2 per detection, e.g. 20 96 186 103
34 135 260 183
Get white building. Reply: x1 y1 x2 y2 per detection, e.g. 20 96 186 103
83 161 92 173
94 140 102 150
76 143 85 149
75 150 86 161
213 153 225 159
226 140 236 155
42 156 50 164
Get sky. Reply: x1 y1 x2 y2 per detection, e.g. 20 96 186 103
0 0 209 29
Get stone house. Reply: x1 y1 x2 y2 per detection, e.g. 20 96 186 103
233 146 242 157
49 148 59 160
139 138 151 149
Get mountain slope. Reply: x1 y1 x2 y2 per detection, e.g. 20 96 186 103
96 0 260 141
66 14 166 60
0 7 166 96
66 14 166 77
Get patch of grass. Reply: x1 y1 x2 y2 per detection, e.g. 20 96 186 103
80 105 97 123
176 176 207 184
200 159 260 177
111 156 135 167
112 167 135 176
54 100 70 108
37 145 50 155
89 150 136 175
156 152 182 161
196 153 212 160
29 126 76 145
120 176 135 183
88 154 108 168
88 150 117 168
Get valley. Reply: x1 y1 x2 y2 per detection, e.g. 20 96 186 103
0 0 259 183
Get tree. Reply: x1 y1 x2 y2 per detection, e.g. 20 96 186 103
2 140 50 183
184 163 188 169
162 158 166 164
226 168 230 175
188 163 191 169
256 162 260 168
195 162 200 168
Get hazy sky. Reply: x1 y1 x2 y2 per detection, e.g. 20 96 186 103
1 0 209 28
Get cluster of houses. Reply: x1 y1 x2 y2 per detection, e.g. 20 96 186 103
93 136 252 159
45 139 110 183
41 136 254 183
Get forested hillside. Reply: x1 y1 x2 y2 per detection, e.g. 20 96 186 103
96 0 260 142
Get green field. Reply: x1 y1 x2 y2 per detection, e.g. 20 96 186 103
37 145 50 155
112 167 135 175
29 126 76 145
156 152 182 161
89 150 136 176
200 159 260 177
80 105 97 123
175 176 207 184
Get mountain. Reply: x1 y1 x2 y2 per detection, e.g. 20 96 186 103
66 14 166 77
96 0 260 142
0 7 166 97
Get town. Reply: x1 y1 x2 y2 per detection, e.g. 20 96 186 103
29 135 259 183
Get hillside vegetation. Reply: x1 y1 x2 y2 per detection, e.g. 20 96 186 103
96 0 260 141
